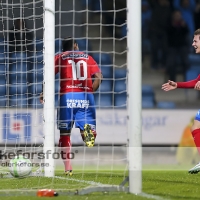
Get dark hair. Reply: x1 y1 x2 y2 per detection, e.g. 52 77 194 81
13 18 27 30
62 37 77 51
194 29 200 36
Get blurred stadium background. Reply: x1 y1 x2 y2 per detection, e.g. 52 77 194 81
0 0 200 148
1 0 200 109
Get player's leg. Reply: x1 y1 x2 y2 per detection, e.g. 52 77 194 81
81 124 97 147
77 108 97 147
58 94 74 175
75 93 97 147
191 122 200 154
59 130 73 176
188 110 200 174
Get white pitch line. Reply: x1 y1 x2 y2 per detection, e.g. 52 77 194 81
54 175 104 186
140 192 170 200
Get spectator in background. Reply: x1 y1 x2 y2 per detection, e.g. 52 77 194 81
173 0 196 38
149 0 171 70
8 18 33 56
194 0 200 30
142 0 152 56
166 10 189 81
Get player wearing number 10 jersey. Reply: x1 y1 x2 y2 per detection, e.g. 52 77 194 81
55 37 102 175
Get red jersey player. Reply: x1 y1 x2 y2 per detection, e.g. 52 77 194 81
162 29 200 174
41 37 102 175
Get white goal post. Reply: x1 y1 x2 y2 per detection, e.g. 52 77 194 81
0 0 143 196
127 0 142 194
43 0 55 177
44 0 142 193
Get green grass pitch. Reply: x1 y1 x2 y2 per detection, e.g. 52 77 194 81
0 170 200 200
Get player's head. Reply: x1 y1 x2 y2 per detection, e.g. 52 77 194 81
62 37 79 52
14 18 26 30
192 29 200 54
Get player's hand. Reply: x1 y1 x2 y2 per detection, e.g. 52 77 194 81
195 81 200 90
40 92 44 104
161 80 177 91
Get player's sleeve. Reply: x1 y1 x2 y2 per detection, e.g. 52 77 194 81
55 54 60 74
177 75 200 88
89 56 101 76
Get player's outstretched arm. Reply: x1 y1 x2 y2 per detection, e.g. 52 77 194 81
92 72 103 92
161 80 177 91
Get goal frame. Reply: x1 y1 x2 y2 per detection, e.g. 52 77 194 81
43 0 55 177
42 0 142 194
127 0 142 194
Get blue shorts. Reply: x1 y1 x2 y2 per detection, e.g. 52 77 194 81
195 110 200 121
57 92 96 131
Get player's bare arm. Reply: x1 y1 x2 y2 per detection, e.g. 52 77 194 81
92 72 103 92
161 80 177 91
39 92 44 104
39 84 44 104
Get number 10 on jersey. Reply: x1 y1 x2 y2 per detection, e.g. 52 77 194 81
68 60 87 80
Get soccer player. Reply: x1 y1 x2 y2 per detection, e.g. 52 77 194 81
162 28 200 174
41 37 102 175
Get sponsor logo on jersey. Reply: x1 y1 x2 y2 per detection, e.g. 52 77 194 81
66 99 90 109
62 53 89 60
66 85 90 90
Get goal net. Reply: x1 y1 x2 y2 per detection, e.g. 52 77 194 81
0 0 137 196
0 0 44 176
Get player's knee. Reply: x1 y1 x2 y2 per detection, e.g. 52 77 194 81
191 126 199 132
190 124 200 132
191 120 200 132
